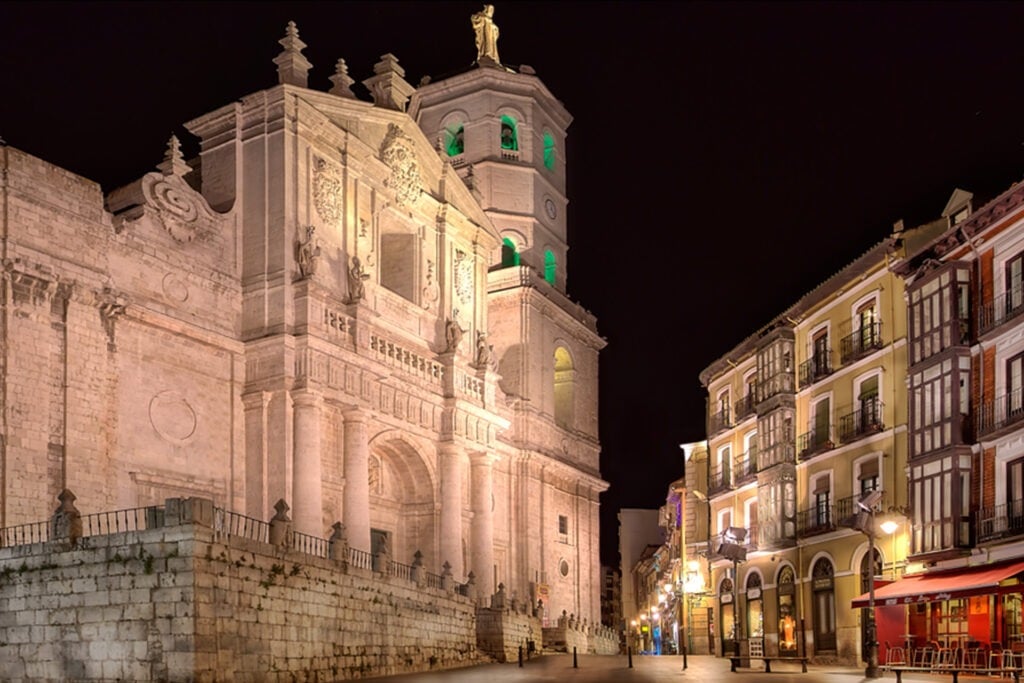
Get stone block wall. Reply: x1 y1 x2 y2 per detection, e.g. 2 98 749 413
0 502 482 682
475 607 541 663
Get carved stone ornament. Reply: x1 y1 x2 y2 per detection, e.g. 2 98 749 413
381 124 421 208
143 174 202 242
313 157 344 226
454 249 473 304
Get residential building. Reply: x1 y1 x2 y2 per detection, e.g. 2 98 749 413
618 508 664 648
699 236 911 665
875 182 1024 652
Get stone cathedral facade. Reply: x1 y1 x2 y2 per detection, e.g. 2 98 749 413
0 18 606 625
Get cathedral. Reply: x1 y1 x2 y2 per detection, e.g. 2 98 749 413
0 9 606 625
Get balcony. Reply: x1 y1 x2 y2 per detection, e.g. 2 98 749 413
799 351 833 387
839 322 883 365
796 494 856 538
975 389 1024 439
797 427 835 461
760 437 796 469
734 392 757 422
708 463 733 496
734 447 759 485
838 400 884 443
709 406 732 436
976 500 1024 543
978 289 1024 337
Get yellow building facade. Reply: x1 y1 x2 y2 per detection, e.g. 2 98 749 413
699 239 910 665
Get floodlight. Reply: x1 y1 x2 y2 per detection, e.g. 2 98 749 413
857 489 883 512
725 526 747 542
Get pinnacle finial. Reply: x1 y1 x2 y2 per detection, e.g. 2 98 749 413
273 20 312 87
156 134 189 177
329 58 357 98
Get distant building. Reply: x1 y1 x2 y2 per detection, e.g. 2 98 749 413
600 565 622 636
618 508 664 646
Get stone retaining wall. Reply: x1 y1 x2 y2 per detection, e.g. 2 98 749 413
0 504 482 682
475 607 541 662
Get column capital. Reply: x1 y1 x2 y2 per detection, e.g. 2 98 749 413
242 389 272 410
291 388 322 408
342 406 367 424
469 450 498 467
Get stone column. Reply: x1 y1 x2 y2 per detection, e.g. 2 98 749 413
343 408 371 552
291 389 323 536
439 443 465 579
470 451 495 598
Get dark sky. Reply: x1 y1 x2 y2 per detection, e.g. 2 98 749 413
3 2 1024 567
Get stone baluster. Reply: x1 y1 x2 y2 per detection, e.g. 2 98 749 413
411 550 424 586
329 522 349 566
269 499 292 547
51 489 82 543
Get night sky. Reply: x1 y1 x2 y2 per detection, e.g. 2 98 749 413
3 2 1024 567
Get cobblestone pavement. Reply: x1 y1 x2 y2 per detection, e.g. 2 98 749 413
367 653 970 683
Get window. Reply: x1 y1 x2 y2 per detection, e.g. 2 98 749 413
812 558 836 651
501 237 520 267
543 131 556 170
813 477 830 527
909 269 964 363
1007 252 1024 316
858 458 879 497
1008 352 1024 419
444 123 464 156
911 454 971 554
715 445 732 489
553 347 574 428
544 249 556 285
558 514 569 542
777 566 797 654
813 396 831 450
859 375 880 432
857 301 879 350
500 115 518 151
1009 458 1024 532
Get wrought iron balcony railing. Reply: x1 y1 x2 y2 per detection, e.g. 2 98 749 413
976 500 1024 542
978 289 1024 336
975 388 1024 438
799 351 833 387
708 463 733 495
796 495 856 538
734 448 759 485
709 406 732 435
838 399 884 443
734 392 757 422
839 322 883 365
797 427 834 460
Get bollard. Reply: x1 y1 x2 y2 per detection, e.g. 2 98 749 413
518 645 523 668
628 646 633 668
573 646 578 668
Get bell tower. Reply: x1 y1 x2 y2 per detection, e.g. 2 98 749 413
410 7 606 625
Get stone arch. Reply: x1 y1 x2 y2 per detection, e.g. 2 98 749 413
367 431 438 568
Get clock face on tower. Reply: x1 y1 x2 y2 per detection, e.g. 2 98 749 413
545 198 557 219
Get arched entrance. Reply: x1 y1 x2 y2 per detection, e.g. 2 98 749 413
812 557 837 652
367 434 437 568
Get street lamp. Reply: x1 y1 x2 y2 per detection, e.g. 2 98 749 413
856 489 884 679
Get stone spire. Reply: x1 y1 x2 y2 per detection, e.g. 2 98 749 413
273 21 313 87
156 134 190 177
361 54 415 112
329 58 357 99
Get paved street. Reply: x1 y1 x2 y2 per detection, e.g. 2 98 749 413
369 654 968 683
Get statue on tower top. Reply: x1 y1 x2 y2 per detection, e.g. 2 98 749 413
471 4 500 65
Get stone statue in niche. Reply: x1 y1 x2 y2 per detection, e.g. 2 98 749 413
471 4 500 64
347 256 370 303
445 314 464 353
475 330 492 367
296 225 321 279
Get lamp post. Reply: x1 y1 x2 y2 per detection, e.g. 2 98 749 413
857 489 884 679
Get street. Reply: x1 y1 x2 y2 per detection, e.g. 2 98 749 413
369 654 961 683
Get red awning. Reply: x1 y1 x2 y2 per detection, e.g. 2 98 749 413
851 560 1024 609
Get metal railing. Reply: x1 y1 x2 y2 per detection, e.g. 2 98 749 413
976 501 1024 542
734 448 759 484
798 427 834 460
975 389 1024 438
838 400 884 443
291 530 330 559
709 406 732 435
216 510 270 543
796 495 856 537
799 351 833 387
734 393 757 422
840 322 883 364
978 289 1024 336
709 463 733 494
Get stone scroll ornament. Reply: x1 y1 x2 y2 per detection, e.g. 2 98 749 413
454 249 473 305
380 124 422 208
312 156 344 226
